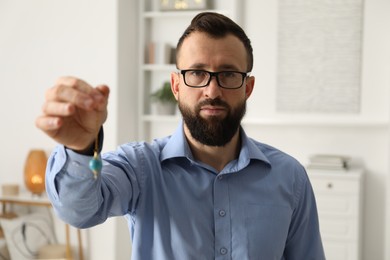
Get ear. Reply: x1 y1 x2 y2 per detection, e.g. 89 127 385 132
244 76 255 99
171 72 180 101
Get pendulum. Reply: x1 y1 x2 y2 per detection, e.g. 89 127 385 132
89 132 102 179
89 152 102 179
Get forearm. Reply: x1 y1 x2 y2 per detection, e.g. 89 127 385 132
46 142 142 229
45 145 106 228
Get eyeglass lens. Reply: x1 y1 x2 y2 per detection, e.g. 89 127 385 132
184 70 244 89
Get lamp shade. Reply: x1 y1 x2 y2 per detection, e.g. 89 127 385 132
24 149 47 195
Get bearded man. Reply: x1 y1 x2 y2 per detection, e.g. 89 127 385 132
36 12 325 260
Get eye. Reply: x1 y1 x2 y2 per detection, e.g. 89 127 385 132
220 71 237 78
190 70 207 77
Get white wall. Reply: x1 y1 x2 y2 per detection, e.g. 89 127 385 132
243 0 390 259
0 0 117 179
1 0 389 259
0 0 134 259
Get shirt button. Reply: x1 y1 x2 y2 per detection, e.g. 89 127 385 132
218 175 223 180
220 247 228 255
219 210 226 217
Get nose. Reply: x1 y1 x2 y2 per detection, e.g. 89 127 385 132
204 76 222 99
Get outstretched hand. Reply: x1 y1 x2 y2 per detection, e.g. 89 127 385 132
35 76 110 152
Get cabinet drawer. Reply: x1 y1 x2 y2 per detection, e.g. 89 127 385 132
309 177 360 194
315 195 358 216
319 218 358 240
323 240 358 260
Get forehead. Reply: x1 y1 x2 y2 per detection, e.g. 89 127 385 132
177 32 247 71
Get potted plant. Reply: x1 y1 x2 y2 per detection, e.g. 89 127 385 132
150 81 177 115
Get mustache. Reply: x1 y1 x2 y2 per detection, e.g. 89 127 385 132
197 98 230 109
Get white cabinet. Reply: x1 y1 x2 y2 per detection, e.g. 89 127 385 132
307 169 364 260
137 0 242 141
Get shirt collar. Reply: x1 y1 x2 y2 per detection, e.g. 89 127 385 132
160 120 271 167
239 128 271 166
160 121 192 161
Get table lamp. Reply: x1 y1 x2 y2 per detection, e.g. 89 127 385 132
24 149 47 195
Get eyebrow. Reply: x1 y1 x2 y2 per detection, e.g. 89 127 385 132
188 63 241 71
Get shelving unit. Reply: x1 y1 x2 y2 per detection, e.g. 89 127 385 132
137 0 241 141
136 0 390 142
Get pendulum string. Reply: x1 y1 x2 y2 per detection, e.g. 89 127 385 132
89 117 102 179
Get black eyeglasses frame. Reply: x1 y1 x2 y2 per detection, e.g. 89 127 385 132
179 69 251 89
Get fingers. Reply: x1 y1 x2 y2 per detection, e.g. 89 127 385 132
45 82 93 111
37 77 110 130
35 115 62 132
36 77 110 149
41 78 110 125
42 101 75 116
45 77 107 111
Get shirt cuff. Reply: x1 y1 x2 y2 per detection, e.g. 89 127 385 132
45 145 100 202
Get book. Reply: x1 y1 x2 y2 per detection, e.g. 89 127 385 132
307 154 351 170
146 42 155 64
146 42 176 64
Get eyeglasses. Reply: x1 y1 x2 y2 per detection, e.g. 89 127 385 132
179 69 250 89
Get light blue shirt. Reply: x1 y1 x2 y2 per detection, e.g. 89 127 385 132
46 122 325 260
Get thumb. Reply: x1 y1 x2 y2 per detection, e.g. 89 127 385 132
96 85 110 98
93 85 110 111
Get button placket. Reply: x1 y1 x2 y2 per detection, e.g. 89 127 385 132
214 174 231 259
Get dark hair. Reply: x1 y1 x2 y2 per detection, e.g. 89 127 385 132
176 12 254 72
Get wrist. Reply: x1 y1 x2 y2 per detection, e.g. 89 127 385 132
70 127 104 156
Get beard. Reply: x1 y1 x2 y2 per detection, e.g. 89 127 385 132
178 97 246 147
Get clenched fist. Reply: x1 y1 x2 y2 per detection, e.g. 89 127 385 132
35 76 110 152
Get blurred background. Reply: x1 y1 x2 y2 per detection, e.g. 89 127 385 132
0 0 389 259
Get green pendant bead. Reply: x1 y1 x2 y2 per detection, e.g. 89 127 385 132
89 157 102 171
89 156 102 179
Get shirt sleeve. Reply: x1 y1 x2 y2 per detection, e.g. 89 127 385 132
45 144 142 229
283 167 326 259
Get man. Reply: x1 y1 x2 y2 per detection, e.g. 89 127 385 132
36 12 325 260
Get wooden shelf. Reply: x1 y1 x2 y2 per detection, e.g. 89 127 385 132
142 64 176 71
142 115 180 123
241 117 389 127
143 10 229 19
